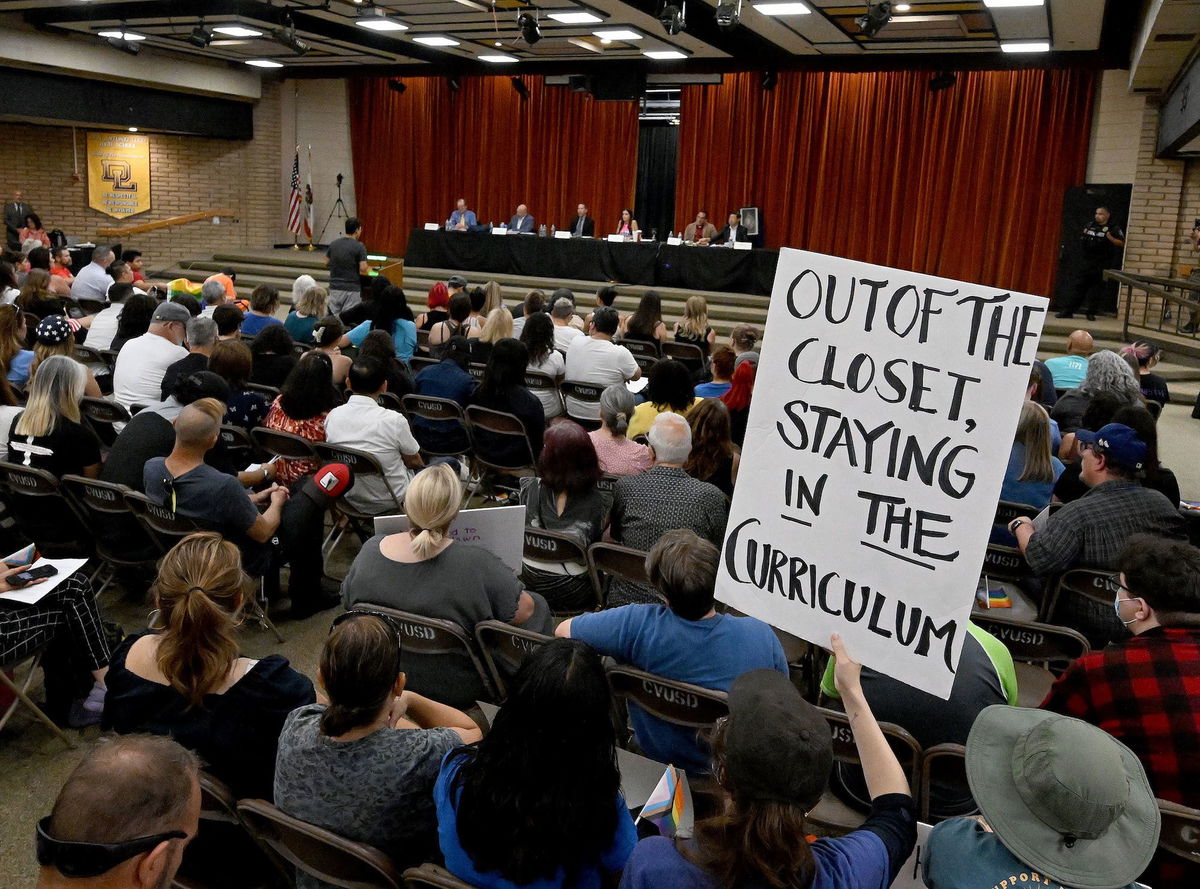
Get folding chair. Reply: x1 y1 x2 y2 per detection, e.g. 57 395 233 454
80 396 132 448
250 427 318 462
466 363 487 382
464 405 537 496
400 395 470 459
808 706 921 834
60 475 158 596
918 743 974 824
473 619 553 700
377 391 405 413
587 541 658 608
415 328 431 356
1040 568 1123 648
993 500 1039 529
522 370 563 417
594 474 619 497
173 771 290 889
124 492 283 644
1145 399 1164 420
403 864 476 889
291 342 312 357
0 461 91 557
0 644 76 749
981 544 1033 583
72 344 104 366
619 339 659 361
312 442 404 558
661 341 706 372
409 356 438 373
76 298 106 316
605 664 728 765
219 424 264 468
558 381 604 430
245 382 282 400
1157 798 1200 866
520 527 599 616
346 604 498 709
237 799 401 889
973 614 1089 707
99 349 120 373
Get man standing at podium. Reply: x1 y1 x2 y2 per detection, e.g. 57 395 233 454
566 203 595 238
508 204 536 233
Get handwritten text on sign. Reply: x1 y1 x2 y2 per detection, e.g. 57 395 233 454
715 250 1045 698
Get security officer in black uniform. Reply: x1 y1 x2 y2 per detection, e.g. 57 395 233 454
1056 206 1125 321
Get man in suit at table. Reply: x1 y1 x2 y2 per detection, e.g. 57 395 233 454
566 203 595 238
508 203 536 233
683 210 718 245
711 211 750 246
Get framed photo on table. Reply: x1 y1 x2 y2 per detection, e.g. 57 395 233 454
739 206 760 237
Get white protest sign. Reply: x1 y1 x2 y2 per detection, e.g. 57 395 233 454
716 249 1046 698
374 504 526 572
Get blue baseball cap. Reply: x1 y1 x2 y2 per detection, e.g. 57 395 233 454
1075 423 1147 471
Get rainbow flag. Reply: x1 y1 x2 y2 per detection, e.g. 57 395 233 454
636 765 694 838
4 544 37 568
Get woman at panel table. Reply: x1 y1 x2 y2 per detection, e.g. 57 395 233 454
614 208 640 239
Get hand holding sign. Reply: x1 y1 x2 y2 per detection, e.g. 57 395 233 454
716 249 1045 697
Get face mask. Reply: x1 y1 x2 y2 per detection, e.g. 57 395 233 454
1113 594 1139 627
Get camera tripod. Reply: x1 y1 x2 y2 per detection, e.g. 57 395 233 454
317 173 350 245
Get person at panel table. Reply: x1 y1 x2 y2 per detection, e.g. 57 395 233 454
683 210 717 245
448 198 477 231
566 203 596 238
710 211 749 246
508 204 536 233
614 209 639 239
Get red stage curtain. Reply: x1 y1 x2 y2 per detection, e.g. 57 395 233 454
349 75 639 257
674 68 1096 297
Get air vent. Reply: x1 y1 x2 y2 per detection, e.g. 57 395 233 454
1153 33 1196 42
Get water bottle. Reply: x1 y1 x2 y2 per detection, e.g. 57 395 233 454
550 224 556 237
538 223 547 237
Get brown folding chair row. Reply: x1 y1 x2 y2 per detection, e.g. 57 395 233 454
973 613 1089 707
1039 567 1124 649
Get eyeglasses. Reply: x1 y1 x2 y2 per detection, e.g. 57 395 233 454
36 817 186 878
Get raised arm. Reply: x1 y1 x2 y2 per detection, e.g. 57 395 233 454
831 634 910 799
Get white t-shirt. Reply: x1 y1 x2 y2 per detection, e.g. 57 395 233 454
527 351 565 418
553 324 584 352
85 304 124 352
563 336 638 419
112 332 189 416
324 395 421 513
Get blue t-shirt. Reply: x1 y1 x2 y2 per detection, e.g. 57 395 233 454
1043 355 1088 390
413 361 476 432
693 381 731 399
999 443 1064 510
435 752 637 889
7 349 34 386
347 318 418 362
568 606 788 773
924 818 1141 889
621 831 893 889
241 313 283 337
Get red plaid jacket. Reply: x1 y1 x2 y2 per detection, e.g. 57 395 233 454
1042 626 1200 886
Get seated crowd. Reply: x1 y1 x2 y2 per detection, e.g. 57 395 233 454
3 233 1196 889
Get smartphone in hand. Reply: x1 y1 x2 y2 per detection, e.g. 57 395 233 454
7 565 58 588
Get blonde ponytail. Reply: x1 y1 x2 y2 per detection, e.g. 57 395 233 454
404 463 462 561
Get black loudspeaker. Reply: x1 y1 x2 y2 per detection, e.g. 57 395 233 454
568 75 592 94
589 72 646 101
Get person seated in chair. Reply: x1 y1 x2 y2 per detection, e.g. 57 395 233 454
557 529 785 773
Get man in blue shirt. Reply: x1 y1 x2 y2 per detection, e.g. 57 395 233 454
557 528 787 773
448 198 477 231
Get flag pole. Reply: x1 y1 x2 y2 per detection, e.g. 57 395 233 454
304 144 316 250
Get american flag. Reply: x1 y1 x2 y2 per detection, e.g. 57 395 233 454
287 149 304 235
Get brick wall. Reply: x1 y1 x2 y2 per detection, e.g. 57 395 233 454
0 80 281 273
279 79 357 247
1124 102 1195 280
1086 69 1146 185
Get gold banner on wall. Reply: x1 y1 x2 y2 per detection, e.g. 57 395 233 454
87 132 151 219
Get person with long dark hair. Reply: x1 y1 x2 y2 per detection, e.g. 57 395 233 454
429 291 473 351
683 398 740 497
358 329 416 398
614 208 639 239
435 639 637 889
621 638 916 889
627 359 701 439
110 292 158 353
469 338 545 466
1112 403 1180 505
623 291 668 345
344 284 418 361
248 323 297 389
263 350 341 485
520 421 607 612
275 612 481 878
521 312 564 420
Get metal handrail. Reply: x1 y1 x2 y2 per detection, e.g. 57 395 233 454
1107 269 1200 355
96 208 238 238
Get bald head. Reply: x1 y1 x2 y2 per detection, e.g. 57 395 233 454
648 412 692 465
1067 330 1095 356
173 399 223 450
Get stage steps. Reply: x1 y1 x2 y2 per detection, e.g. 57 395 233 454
154 249 1200 406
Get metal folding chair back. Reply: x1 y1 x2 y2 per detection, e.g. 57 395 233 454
1041 568 1124 648
474 619 554 700
237 799 402 889
1157 797 1200 865
346 604 498 709
606 663 729 729
619 339 659 359
409 355 438 373
0 645 76 749
400 395 469 458
244 382 282 400
61 475 158 591
219 424 264 467
80 396 132 447
251 427 318 461
522 370 563 415
464 405 537 475
0 461 90 556
558 381 604 429
587 541 653 607
403 864 477 889
661 341 705 370
918 743 974 823
122 490 200 550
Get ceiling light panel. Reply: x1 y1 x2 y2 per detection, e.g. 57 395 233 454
97 30 145 40
413 36 460 46
1000 41 1050 52
644 49 687 59
213 25 263 37
752 3 811 14
246 59 284 67
547 12 604 24
356 18 409 31
593 29 643 39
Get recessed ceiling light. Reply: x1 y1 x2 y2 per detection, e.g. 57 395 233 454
600 38 611 44
413 35 460 46
984 0 1044 7
356 18 409 31
643 49 686 59
593 28 642 39
246 59 284 67
752 2 811 14
479 53 519 62
212 25 263 37
1000 41 1050 52
97 30 146 40
893 3 911 9
128 127 138 132
494 41 503 46
547 11 604 23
